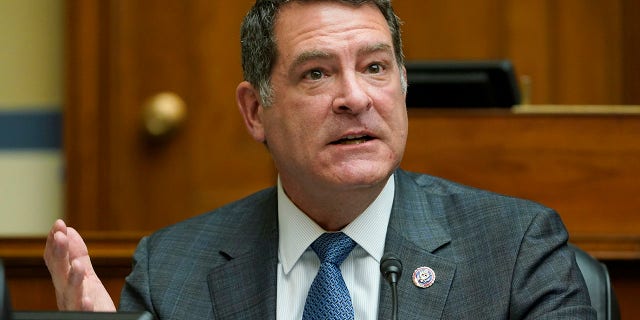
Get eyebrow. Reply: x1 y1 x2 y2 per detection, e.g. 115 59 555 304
290 49 332 73
357 42 394 58
289 42 394 73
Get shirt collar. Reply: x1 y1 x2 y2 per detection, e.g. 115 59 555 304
277 174 395 274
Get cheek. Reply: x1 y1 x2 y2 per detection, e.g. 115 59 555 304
263 104 316 149
376 96 408 150
280 94 332 126
376 94 407 127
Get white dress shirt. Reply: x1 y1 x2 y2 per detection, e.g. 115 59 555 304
276 175 395 320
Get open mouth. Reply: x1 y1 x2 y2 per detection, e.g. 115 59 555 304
331 135 374 145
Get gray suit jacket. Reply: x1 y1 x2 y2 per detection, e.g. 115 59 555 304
119 169 595 319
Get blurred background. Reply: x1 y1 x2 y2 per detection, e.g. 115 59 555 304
1 0 638 318
0 0 64 235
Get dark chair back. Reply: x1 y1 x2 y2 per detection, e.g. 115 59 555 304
570 244 621 320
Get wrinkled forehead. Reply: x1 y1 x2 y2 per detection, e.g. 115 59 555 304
273 1 390 49
274 0 386 33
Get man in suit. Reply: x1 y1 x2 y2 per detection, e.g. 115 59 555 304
44 0 596 318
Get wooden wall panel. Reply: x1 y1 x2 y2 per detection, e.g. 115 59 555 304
608 260 640 320
7 262 129 311
64 0 105 231
622 0 640 104
1 236 140 311
65 0 275 232
550 1 623 104
64 0 639 232
395 0 508 59
504 1 552 105
394 0 631 105
403 108 640 239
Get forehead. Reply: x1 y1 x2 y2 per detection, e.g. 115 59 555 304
273 1 392 57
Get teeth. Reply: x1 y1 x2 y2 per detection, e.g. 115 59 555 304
341 138 366 145
331 134 370 145
337 135 368 145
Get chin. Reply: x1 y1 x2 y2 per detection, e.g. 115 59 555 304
330 164 394 187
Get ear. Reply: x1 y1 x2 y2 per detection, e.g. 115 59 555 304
236 81 266 143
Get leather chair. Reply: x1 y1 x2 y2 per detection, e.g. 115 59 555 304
569 244 621 320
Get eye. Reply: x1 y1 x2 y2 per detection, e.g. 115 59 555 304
304 69 325 81
366 63 383 74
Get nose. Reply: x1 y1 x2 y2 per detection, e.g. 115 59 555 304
332 73 372 114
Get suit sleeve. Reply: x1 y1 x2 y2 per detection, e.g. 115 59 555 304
510 208 596 319
118 236 156 315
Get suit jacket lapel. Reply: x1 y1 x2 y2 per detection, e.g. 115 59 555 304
378 170 457 320
207 189 279 320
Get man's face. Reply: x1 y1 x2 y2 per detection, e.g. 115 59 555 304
259 1 408 193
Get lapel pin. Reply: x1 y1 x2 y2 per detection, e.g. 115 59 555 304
412 266 436 288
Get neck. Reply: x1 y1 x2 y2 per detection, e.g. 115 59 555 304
281 177 389 231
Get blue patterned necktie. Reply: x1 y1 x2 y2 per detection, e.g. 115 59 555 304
302 232 357 320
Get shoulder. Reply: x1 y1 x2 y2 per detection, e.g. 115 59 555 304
390 170 590 317
138 186 278 259
121 188 278 315
397 169 552 213
395 169 562 239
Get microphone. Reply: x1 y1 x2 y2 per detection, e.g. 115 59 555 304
380 253 402 320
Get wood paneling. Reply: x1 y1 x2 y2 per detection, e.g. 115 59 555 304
550 1 623 104
607 260 640 320
622 0 640 104
1 235 141 311
65 0 275 232
394 0 633 105
64 0 105 231
403 107 640 238
64 0 640 232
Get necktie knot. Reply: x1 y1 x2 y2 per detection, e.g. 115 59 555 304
311 232 357 266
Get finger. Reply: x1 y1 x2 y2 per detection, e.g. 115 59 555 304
44 219 68 264
47 223 70 309
81 296 94 312
45 227 74 292
51 232 73 285
66 227 89 258
70 260 117 312
69 259 86 286
66 227 94 274
61 258 87 310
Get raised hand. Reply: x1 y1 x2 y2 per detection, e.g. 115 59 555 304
43 219 116 311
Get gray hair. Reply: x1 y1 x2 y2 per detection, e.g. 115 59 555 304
240 0 405 106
